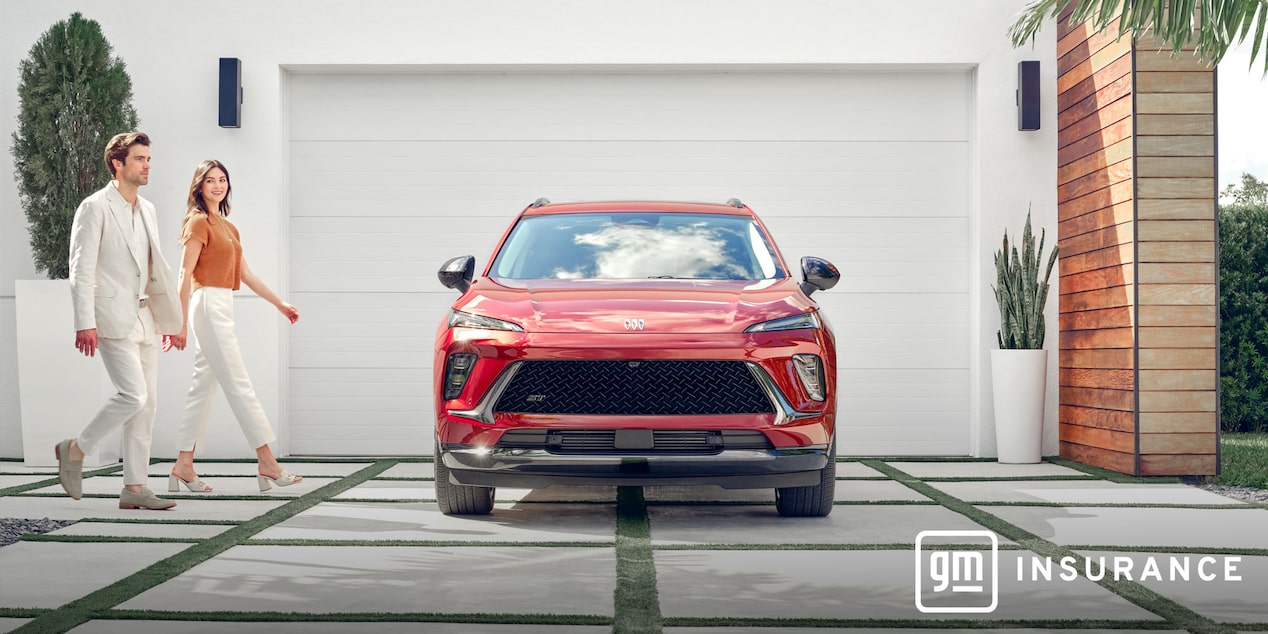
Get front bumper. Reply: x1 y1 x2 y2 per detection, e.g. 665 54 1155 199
440 444 830 489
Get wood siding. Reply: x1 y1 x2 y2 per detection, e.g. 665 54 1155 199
1055 11 1218 476
1056 7 1136 472
1133 36 1218 476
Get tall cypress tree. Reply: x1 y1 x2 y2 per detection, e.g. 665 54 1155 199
10 12 139 279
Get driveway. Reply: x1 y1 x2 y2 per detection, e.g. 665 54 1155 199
1 458 1264 633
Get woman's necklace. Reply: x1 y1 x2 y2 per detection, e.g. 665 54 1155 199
215 212 236 245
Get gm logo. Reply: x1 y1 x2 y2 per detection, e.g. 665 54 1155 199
915 530 998 614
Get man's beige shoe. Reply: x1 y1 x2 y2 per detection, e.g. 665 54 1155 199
54 439 83 500
118 487 176 510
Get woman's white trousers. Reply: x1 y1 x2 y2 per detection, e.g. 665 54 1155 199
177 287 277 452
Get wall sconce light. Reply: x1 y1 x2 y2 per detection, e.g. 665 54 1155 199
218 57 242 128
1017 60 1040 131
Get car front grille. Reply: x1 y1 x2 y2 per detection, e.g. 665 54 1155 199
492 360 774 415
495 428 774 454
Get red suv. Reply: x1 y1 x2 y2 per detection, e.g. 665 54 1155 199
434 199 839 516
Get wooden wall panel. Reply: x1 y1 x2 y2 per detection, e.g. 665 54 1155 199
1055 18 1216 476
1131 38 1218 475
1056 10 1137 473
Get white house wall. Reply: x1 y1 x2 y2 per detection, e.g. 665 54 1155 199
0 0 1059 459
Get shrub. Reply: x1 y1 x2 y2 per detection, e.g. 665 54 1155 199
1219 174 1268 433
9 12 139 279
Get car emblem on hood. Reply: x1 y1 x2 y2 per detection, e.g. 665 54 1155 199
623 319 645 331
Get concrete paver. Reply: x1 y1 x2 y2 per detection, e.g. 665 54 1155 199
666 630 1189 634
2 458 1263 632
654 549 1162 621
986 506 1268 548
118 545 616 615
886 461 1092 478
1077 551 1268 623
22 475 336 498
376 463 435 479
148 461 372 477
0 618 32 633
643 480 930 503
332 481 618 502
71 624 609 634
835 462 889 478
0 495 287 521
0 474 55 489
0 542 189 608
49 521 235 540
927 480 1248 505
252 501 616 543
649 504 1008 546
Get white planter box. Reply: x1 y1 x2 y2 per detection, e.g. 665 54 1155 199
16 279 120 468
990 348 1047 464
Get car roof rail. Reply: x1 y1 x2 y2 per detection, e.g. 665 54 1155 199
529 197 551 208
725 198 745 208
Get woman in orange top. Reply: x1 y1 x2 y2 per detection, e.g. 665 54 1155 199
167 160 302 493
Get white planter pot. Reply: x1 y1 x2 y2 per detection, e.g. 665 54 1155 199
990 348 1047 464
16 279 120 468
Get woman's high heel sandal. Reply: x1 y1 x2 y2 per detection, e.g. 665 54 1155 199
168 474 211 492
258 469 302 492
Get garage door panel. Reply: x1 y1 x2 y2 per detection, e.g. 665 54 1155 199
841 353 967 370
292 73 970 143
293 151 970 182
288 70 972 456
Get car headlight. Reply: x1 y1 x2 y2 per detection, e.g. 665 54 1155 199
744 312 821 333
448 309 524 332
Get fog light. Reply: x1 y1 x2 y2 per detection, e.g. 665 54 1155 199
792 354 825 401
444 353 478 399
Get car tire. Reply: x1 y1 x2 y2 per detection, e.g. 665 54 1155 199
434 445 495 516
774 438 835 517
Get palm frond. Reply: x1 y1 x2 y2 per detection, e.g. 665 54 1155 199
1009 0 1268 75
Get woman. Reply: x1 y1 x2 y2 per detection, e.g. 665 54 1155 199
167 160 302 493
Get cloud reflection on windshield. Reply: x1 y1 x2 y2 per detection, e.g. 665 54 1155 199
553 223 748 279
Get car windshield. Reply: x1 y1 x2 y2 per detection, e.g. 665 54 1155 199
489 212 786 281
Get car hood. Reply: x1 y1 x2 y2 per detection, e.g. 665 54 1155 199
455 278 816 334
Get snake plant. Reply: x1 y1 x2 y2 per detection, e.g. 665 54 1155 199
994 210 1058 349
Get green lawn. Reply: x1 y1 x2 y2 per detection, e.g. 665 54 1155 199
1214 432 1268 489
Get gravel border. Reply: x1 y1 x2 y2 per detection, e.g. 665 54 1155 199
1195 484 1268 504
0 517 76 547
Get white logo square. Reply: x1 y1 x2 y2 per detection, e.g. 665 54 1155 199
915 529 999 614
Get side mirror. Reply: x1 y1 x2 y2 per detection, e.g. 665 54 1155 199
800 256 839 296
438 256 475 293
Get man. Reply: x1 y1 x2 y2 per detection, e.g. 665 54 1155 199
54 132 185 510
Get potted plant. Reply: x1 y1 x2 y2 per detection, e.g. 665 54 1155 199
11 13 139 466
991 210 1058 463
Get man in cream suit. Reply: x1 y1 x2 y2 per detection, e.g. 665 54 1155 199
54 132 185 510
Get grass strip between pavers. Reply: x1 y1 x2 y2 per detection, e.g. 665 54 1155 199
246 539 615 547
920 475 1097 482
660 616 1180 629
77 518 242 525
1044 457 1184 484
973 501 1263 509
20 535 205 544
614 485 662 634
98 610 608 625
11 460 395 634
0 464 122 496
864 459 1243 634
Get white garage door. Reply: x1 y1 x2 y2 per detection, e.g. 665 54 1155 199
287 70 971 456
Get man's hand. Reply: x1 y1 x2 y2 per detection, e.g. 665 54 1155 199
75 329 98 357
162 334 187 352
